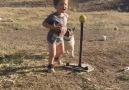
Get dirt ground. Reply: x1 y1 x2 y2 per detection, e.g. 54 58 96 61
0 1 129 90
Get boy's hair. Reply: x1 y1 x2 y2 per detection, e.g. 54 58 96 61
53 0 60 6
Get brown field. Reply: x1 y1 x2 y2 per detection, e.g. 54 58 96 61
0 0 129 90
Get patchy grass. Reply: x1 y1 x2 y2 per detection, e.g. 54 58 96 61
0 8 44 30
81 83 103 90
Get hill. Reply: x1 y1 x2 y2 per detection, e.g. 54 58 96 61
0 0 123 11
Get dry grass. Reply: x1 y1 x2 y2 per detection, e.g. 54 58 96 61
0 6 129 90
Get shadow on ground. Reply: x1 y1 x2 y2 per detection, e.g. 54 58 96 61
0 65 47 76
0 65 73 76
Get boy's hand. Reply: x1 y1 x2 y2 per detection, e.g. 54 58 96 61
53 22 62 30
50 21 62 30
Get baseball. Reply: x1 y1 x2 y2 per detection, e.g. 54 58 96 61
0 18 2 21
100 35 107 41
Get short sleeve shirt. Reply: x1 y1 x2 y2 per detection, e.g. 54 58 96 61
44 12 68 44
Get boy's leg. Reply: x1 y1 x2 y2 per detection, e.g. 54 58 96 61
55 41 65 65
56 41 65 57
48 43 56 65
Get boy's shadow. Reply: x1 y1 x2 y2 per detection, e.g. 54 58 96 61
0 52 73 76
0 65 72 76
0 50 49 75
0 65 49 76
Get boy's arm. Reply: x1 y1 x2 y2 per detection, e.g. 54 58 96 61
42 21 53 29
42 21 62 30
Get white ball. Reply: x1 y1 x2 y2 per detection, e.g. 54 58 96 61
0 18 2 21
100 35 107 41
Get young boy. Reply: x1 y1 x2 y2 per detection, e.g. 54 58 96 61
42 0 69 72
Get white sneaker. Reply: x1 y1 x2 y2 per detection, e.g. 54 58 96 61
47 68 55 73
47 64 55 73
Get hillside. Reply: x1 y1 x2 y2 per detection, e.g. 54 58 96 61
0 0 123 11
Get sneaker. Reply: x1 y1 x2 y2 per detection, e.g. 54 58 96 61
47 64 55 73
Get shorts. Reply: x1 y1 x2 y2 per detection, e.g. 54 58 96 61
47 32 64 44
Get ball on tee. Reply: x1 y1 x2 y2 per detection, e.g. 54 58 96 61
79 15 87 23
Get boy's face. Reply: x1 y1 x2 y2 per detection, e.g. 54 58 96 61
55 0 68 13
